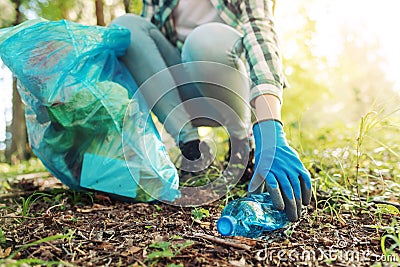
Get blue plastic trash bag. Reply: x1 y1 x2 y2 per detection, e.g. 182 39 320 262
0 19 180 202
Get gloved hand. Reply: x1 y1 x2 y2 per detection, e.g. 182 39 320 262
248 120 311 221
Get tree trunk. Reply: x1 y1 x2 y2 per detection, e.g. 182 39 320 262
5 0 31 163
95 0 105 26
5 78 30 163
123 0 130 13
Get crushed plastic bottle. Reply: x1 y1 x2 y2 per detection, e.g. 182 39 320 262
217 193 290 238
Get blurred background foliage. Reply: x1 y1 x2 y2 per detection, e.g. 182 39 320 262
0 0 399 165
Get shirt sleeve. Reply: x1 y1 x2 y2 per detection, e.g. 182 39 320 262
238 0 284 105
141 0 155 21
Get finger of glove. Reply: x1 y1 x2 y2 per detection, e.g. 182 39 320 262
275 173 298 222
299 170 312 205
295 195 302 219
264 172 285 211
279 148 310 210
284 167 302 199
279 186 298 221
267 170 298 221
248 173 266 195
285 168 303 218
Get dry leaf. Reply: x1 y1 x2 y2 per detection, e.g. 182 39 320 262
76 204 113 213
229 256 247 267
0 247 12 259
337 214 347 226
321 237 334 246
231 236 257 247
94 241 114 250
200 221 211 229
94 193 112 203
121 246 142 256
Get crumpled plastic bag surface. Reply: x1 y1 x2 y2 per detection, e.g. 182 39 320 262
0 19 180 202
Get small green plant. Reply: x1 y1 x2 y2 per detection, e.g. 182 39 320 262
147 242 174 260
6 232 74 260
231 182 247 198
16 192 51 221
0 179 11 194
180 166 222 187
42 191 67 211
0 228 6 245
353 109 400 204
145 240 193 266
354 111 380 204
374 204 400 220
67 191 94 206
191 207 210 222
0 258 62 266
380 231 400 262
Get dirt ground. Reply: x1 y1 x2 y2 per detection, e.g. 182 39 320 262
0 172 399 267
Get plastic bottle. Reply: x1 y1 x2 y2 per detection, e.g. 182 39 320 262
217 193 290 238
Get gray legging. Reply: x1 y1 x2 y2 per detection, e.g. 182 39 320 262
111 14 251 145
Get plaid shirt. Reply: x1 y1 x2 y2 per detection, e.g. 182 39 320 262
141 0 284 104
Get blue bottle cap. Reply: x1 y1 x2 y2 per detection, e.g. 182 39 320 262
217 215 237 236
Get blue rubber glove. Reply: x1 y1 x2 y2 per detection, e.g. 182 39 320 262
248 120 312 221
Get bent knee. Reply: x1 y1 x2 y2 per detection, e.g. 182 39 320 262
182 23 243 66
111 14 154 33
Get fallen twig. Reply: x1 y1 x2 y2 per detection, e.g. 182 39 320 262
188 233 252 251
46 201 66 215
0 215 44 220
14 172 52 181
0 191 36 199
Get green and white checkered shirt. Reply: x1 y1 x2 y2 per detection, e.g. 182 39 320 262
142 0 284 105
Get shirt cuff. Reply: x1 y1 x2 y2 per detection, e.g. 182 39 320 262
250 83 283 107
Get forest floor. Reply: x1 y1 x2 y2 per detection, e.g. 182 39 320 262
1 120 400 266
0 166 399 267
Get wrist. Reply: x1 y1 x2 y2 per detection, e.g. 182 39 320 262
254 94 282 122
253 120 286 152
254 119 283 127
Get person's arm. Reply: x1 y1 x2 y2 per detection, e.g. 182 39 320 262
250 93 312 222
238 0 284 104
254 94 281 121
238 0 312 221
141 0 155 21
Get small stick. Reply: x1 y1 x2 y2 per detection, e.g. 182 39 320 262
44 242 63 253
190 233 252 251
0 215 44 220
46 201 66 215
14 172 52 180
0 191 35 199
